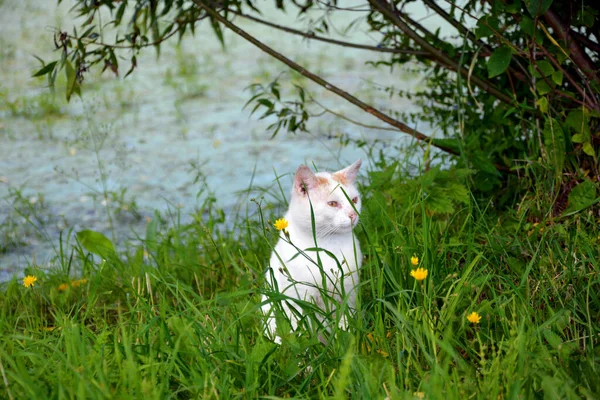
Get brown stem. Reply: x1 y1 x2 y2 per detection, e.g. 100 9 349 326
193 0 459 155
570 29 600 53
367 0 516 107
544 9 600 86
229 10 429 56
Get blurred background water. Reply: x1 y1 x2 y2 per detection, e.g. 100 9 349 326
0 0 449 279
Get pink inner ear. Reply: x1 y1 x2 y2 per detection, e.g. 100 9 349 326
294 165 316 195
294 165 329 195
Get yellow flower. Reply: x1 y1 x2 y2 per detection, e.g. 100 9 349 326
376 349 389 358
71 279 88 288
411 255 419 266
23 275 38 288
467 311 482 324
414 392 425 399
57 283 69 292
410 268 428 281
274 218 288 231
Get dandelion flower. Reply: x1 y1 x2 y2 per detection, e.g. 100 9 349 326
23 275 38 288
71 278 88 288
410 268 428 281
274 218 288 231
411 255 419 266
57 283 69 292
467 311 482 324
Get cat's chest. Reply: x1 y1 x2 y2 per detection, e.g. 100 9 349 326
277 234 360 274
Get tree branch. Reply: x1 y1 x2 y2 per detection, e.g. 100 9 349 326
229 9 429 56
543 9 600 86
367 0 516 107
193 0 459 156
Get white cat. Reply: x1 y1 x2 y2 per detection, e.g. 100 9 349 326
262 160 363 343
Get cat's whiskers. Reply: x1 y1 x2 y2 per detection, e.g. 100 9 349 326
315 224 340 238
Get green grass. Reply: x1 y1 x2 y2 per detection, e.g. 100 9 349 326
1 155 599 399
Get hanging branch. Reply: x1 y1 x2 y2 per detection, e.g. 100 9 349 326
229 10 429 56
544 9 600 86
193 0 460 156
367 0 516 107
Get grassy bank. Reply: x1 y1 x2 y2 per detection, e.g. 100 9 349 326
1 156 598 399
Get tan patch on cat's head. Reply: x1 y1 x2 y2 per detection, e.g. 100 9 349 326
316 176 329 186
332 173 348 186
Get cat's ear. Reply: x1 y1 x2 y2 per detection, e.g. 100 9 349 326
333 159 362 185
294 165 319 196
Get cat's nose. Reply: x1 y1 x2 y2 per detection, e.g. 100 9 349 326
349 212 357 222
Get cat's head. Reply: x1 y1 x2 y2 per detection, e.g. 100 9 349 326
289 159 362 236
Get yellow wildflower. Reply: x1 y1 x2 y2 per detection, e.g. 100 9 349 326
467 311 482 324
376 349 389 358
23 275 38 288
71 279 88 288
274 218 289 231
411 255 419 266
414 392 425 399
410 268 428 281
57 283 69 292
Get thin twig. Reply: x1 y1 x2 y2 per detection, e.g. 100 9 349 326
537 45 600 112
48 14 211 50
367 0 516 107
230 10 428 56
544 9 600 86
310 97 404 132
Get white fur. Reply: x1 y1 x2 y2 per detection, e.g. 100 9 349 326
262 160 363 343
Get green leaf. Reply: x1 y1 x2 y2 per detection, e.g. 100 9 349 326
582 141 596 156
564 181 597 214
551 70 563 85
209 16 225 48
543 118 565 174
542 329 563 350
471 151 500 175
524 0 553 16
535 60 554 77
76 230 115 258
431 138 461 153
505 0 521 13
446 183 470 204
419 167 440 188
536 80 552 95
565 108 591 141
424 187 455 214
65 60 76 102
519 16 535 36
487 46 512 78
475 16 499 39
571 134 584 143
537 96 549 113
32 61 58 78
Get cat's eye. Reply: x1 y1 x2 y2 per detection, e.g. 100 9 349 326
352 197 359 204
327 201 339 207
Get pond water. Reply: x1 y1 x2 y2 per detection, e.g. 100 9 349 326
0 0 450 280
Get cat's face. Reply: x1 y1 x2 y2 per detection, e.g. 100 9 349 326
289 160 362 236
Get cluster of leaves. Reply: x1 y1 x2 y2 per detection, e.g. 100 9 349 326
245 79 311 137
